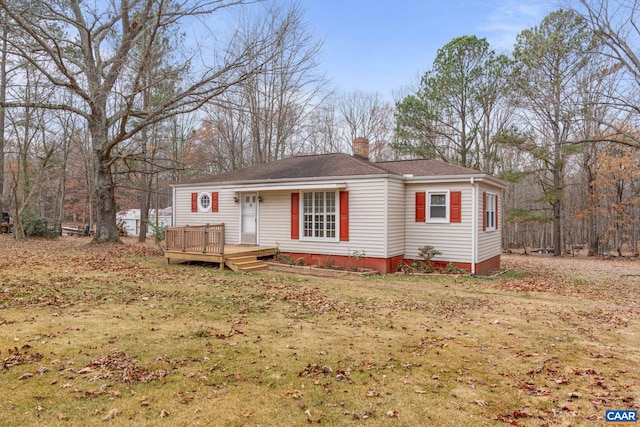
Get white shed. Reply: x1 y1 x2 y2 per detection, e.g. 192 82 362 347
116 207 173 236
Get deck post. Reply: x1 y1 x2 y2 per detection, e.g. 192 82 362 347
181 226 186 252
220 223 225 256
203 223 209 253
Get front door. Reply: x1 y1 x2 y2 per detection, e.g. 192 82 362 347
241 193 258 245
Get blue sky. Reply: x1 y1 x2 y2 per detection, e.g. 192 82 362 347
298 0 561 98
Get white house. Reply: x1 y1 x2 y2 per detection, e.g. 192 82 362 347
116 207 173 236
171 139 505 275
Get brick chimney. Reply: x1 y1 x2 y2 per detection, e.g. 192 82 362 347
353 137 370 160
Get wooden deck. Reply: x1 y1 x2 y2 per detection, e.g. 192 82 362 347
164 225 276 271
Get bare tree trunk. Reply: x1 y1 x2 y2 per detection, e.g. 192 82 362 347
57 135 70 234
0 18 6 214
93 144 121 243
584 155 598 256
138 124 149 243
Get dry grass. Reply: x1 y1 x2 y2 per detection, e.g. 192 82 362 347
0 237 638 426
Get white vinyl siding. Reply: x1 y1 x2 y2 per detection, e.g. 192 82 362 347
385 178 405 257
404 184 472 263
173 187 239 244
478 185 502 262
172 175 503 266
259 178 388 258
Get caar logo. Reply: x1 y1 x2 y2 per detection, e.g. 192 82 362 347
606 410 637 425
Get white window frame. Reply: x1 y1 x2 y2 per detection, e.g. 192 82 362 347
198 192 211 213
301 190 338 242
486 192 496 231
427 191 449 222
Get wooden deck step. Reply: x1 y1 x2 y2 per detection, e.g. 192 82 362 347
225 255 269 273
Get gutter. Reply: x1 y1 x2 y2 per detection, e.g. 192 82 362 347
171 173 399 188
403 173 508 188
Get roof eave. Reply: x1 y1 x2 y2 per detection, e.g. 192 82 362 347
171 173 400 188
403 173 508 188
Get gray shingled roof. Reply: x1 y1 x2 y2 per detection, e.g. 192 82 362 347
186 153 483 185
377 159 483 176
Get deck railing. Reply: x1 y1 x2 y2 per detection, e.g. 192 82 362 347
165 224 225 255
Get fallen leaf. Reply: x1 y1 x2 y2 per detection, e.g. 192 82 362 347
159 409 169 418
18 372 33 380
287 390 303 399
102 408 118 421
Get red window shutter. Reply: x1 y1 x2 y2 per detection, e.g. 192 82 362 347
191 193 198 212
211 192 219 213
482 191 487 231
415 192 426 222
450 191 461 223
495 194 499 230
291 193 299 240
339 191 349 241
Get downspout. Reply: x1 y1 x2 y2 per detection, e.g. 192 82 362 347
470 177 477 275
256 191 260 245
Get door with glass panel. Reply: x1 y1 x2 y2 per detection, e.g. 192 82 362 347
241 193 257 244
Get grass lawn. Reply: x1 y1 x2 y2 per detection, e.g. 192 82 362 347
0 236 638 426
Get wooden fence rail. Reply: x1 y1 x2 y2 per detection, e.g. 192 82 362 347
165 224 225 255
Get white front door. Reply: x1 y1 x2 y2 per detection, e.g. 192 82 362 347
241 193 258 245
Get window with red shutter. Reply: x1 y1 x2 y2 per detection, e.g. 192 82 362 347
291 193 299 239
191 193 198 212
450 191 461 223
339 191 349 241
415 192 426 222
211 192 219 213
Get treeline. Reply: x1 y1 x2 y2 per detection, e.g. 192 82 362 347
0 0 638 254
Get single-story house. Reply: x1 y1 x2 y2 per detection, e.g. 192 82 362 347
116 207 173 236
171 138 505 275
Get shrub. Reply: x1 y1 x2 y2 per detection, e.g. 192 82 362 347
21 211 58 238
444 262 466 274
146 220 166 245
418 245 441 264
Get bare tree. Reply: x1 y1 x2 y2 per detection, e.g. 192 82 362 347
573 0 640 147
4 65 59 238
0 0 292 242
338 91 397 161
0 14 7 215
303 102 345 155
235 3 326 165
